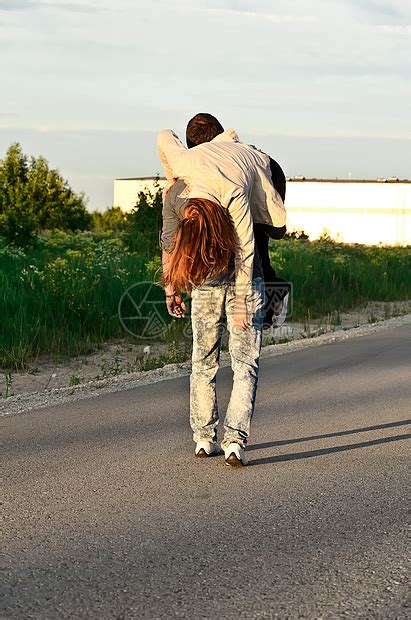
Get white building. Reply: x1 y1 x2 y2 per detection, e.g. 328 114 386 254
286 179 410 246
114 177 166 212
113 176 411 246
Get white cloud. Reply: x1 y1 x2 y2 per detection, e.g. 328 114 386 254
349 0 409 20
0 0 106 12
373 24 411 34
1 0 410 207
192 6 317 23
0 0 33 9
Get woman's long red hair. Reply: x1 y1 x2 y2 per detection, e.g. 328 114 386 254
162 198 238 294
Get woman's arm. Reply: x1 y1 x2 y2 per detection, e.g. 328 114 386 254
162 249 186 318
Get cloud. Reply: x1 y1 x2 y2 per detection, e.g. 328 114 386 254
373 24 411 34
0 0 101 12
0 0 34 10
193 6 316 23
348 0 411 23
39 1 103 13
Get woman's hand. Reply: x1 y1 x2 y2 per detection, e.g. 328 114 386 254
165 292 187 318
233 296 249 332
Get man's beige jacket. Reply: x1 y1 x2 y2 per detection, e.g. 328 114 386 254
157 128 287 299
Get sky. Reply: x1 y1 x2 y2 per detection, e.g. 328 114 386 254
0 0 410 210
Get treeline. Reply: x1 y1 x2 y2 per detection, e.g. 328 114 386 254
0 143 162 258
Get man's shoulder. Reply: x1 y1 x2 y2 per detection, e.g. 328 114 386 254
241 141 269 159
206 137 267 163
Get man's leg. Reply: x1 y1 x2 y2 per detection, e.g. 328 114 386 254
222 277 265 449
190 285 227 444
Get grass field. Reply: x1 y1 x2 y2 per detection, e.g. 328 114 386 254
0 231 410 370
268 237 410 319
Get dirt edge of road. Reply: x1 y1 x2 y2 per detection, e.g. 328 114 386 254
1 313 410 417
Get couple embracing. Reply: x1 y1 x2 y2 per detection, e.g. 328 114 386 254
157 113 288 467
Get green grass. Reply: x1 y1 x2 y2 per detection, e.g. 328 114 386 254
0 231 410 370
0 231 166 369
269 238 410 319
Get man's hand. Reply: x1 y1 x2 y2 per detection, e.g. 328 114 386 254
166 293 187 318
233 297 249 332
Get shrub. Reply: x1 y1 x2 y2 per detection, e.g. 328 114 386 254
0 209 39 248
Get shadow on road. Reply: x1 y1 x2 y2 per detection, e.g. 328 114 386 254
248 431 410 466
248 419 411 451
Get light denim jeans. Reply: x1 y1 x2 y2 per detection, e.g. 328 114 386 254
190 276 265 449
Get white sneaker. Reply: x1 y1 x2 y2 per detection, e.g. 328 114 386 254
223 442 248 467
195 441 219 458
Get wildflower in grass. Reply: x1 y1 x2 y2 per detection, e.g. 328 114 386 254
333 255 347 266
146 256 162 282
0 244 26 259
65 249 83 259
268 250 286 271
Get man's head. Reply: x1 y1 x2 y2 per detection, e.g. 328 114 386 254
186 113 224 149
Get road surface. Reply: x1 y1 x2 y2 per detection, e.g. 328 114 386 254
3 323 410 619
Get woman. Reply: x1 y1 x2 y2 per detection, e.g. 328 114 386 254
160 191 266 468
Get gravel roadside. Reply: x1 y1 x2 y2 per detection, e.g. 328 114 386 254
1 313 410 417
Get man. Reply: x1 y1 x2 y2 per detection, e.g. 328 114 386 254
158 114 287 466
164 114 290 326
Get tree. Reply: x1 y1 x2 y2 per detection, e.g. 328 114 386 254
0 143 92 245
122 184 163 258
0 142 29 212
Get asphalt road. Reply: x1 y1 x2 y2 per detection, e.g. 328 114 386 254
2 324 410 619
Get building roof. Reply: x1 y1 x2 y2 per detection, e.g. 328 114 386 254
286 177 410 184
115 176 167 181
115 176 410 184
